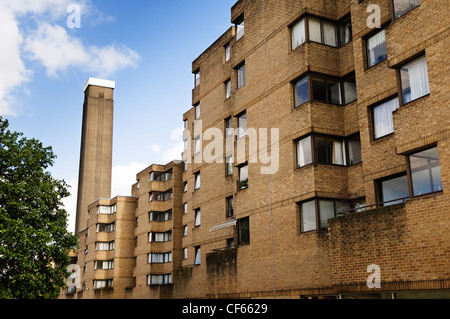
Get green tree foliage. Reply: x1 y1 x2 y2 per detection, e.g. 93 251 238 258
0 116 78 299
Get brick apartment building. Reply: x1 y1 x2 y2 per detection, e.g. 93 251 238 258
62 0 450 299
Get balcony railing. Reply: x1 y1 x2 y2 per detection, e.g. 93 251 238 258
336 197 410 217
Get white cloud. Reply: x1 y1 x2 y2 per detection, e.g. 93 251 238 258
0 0 140 116
0 3 33 116
24 23 140 78
24 23 90 77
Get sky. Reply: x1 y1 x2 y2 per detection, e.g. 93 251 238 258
0 0 237 233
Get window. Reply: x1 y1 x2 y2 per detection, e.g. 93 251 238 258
237 112 247 138
296 136 313 167
96 223 115 233
346 134 362 165
393 0 420 19
194 209 201 227
149 210 172 222
183 203 188 214
226 155 233 176
235 16 245 40
150 190 173 202
294 75 309 107
98 205 116 215
238 217 250 245
183 182 188 192
309 17 337 47
237 63 246 89
226 196 234 217
94 260 114 270
183 248 188 259
184 119 188 129
291 17 306 50
239 164 248 190
94 279 113 289
315 135 346 165
183 225 188 237
148 252 172 264
225 79 231 99
338 16 352 46
367 29 387 68
400 56 430 104
149 231 172 243
227 238 235 249
148 274 172 286
225 117 233 136
294 72 357 107
296 134 362 167
299 199 349 232
194 70 200 88
194 135 201 154
409 146 443 196
194 172 200 190
225 43 231 62
184 160 188 171
151 170 173 182
195 104 200 119
96 241 115 251
378 173 409 206
372 97 399 139
195 246 201 265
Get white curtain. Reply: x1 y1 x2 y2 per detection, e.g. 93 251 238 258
297 136 312 167
373 98 399 139
309 17 321 42
368 30 386 67
332 140 345 165
405 56 430 102
291 18 305 50
323 21 337 47
195 210 201 226
195 248 201 265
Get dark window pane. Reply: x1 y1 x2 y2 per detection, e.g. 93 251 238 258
238 217 250 245
347 134 362 165
311 75 327 102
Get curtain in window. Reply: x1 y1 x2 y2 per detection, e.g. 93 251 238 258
323 21 337 47
343 81 357 104
300 200 316 232
308 17 321 42
330 82 342 105
195 210 201 226
403 57 430 103
291 18 305 50
319 200 335 228
195 248 201 265
332 140 345 165
367 30 387 67
297 136 312 167
373 98 399 139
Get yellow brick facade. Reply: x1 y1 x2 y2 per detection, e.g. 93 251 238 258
62 0 450 299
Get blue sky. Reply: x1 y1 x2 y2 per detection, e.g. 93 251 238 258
0 0 237 232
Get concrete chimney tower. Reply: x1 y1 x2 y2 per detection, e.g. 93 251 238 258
75 78 115 234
